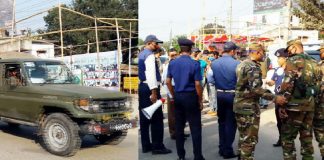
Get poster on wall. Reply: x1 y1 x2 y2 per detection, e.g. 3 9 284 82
59 51 119 90
0 0 13 29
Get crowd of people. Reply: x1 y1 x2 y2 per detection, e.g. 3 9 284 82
138 34 324 160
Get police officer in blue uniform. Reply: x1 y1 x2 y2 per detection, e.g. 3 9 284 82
266 48 289 147
207 41 240 159
166 38 205 160
138 35 172 154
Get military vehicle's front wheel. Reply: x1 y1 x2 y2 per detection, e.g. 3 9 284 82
95 130 127 145
39 113 81 156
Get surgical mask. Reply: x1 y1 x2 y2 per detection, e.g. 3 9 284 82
208 57 215 61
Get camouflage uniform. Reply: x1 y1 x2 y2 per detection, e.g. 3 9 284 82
314 58 324 158
234 43 275 160
279 40 322 160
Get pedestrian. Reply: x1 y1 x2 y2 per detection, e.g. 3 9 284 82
206 51 219 116
166 38 205 160
313 44 324 159
138 35 172 155
265 48 289 147
234 43 286 160
161 48 191 140
207 41 240 159
277 40 322 160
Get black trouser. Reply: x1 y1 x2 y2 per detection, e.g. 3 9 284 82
138 83 164 150
217 92 237 156
174 91 204 160
275 104 282 141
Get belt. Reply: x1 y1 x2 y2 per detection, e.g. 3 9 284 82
217 89 235 93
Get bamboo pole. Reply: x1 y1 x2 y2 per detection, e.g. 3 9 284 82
59 2 64 59
128 22 132 94
97 18 138 21
95 18 100 65
115 18 121 91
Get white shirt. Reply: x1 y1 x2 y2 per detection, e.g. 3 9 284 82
144 54 158 90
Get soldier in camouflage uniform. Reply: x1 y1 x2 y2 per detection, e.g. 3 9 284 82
234 43 286 160
277 40 322 160
314 44 324 159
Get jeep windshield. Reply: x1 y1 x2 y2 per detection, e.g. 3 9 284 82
24 61 79 84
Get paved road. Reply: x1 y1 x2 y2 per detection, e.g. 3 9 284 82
139 104 322 160
0 122 137 160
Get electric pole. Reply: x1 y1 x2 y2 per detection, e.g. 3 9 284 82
284 0 292 43
227 0 233 41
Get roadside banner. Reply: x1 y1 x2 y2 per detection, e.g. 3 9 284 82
59 51 119 90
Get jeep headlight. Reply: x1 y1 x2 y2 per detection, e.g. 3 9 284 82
74 98 100 112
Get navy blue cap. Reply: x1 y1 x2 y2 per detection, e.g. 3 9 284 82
223 41 239 51
203 50 209 54
178 38 195 47
274 48 289 57
144 35 163 44
191 47 201 53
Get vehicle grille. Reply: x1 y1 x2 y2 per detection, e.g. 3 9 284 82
93 100 126 113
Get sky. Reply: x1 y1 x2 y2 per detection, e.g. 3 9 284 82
139 0 254 41
15 0 71 33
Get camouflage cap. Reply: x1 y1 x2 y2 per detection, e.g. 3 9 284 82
320 43 324 50
286 39 303 47
248 43 265 52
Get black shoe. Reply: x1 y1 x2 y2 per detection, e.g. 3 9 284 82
273 140 281 147
142 147 152 153
171 135 188 140
223 153 238 159
184 133 190 137
152 148 172 155
218 151 224 157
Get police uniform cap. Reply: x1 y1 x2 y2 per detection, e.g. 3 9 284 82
224 41 239 51
248 43 265 52
191 47 201 53
274 48 288 57
178 38 195 47
144 35 163 44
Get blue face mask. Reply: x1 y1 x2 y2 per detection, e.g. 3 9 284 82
208 57 215 61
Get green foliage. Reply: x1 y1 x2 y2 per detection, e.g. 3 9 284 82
162 35 187 53
41 0 138 58
293 0 324 30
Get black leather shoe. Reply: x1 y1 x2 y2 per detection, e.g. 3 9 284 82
142 147 152 153
223 153 238 159
273 140 281 147
171 136 187 140
152 148 172 155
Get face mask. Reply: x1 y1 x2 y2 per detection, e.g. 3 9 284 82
208 57 215 61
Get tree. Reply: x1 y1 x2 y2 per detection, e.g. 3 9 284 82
41 0 138 59
162 35 187 53
293 0 324 30
201 23 226 35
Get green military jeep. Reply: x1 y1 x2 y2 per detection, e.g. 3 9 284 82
0 52 132 156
